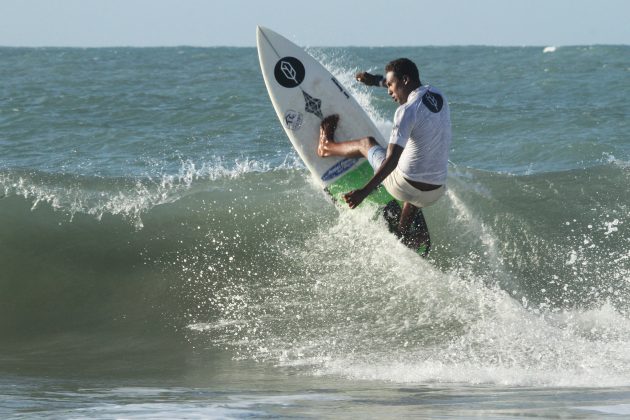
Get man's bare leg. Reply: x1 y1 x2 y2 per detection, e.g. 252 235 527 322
317 114 377 159
399 202 419 246
399 202 431 255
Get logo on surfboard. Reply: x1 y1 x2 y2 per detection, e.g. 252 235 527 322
321 158 359 182
274 57 305 88
302 91 323 119
284 109 304 131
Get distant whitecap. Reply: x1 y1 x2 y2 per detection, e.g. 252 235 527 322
543 46 557 53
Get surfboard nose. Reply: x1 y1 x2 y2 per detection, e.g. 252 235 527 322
256 26 270 46
256 26 277 39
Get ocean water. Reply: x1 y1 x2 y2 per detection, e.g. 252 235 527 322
1 44 629 418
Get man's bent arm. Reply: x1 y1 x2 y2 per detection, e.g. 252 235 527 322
343 144 403 208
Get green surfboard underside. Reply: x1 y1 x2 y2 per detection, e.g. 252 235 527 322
325 161 394 206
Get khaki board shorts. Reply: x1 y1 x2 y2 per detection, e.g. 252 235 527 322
368 145 446 208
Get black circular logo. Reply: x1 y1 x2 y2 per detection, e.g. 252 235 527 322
274 57 305 88
422 91 444 113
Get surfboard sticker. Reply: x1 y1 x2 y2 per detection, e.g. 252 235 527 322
284 110 304 131
302 91 323 119
321 158 359 182
274 57 305 88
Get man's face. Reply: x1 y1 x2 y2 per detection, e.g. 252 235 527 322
385 71 411 105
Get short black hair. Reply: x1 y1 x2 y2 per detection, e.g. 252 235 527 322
385 58 420 83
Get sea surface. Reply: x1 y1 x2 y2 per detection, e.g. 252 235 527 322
1 43 629 418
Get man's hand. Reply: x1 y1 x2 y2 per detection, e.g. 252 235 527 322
355 71 383 87
343 188 369 209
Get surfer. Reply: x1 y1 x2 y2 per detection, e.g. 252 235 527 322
317 58 451 254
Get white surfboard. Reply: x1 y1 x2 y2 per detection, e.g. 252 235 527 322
256 26 391 199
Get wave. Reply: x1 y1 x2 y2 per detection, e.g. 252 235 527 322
1 162 628 386
0 165 325 337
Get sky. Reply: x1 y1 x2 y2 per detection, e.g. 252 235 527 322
1 0 629 47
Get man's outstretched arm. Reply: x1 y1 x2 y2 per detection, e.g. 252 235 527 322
355 71 387 87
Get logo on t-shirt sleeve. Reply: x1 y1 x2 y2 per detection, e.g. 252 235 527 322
422 91 444 113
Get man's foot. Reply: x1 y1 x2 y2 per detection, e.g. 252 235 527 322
317 114 339 157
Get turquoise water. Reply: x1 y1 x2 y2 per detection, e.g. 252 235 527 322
1 45 629 418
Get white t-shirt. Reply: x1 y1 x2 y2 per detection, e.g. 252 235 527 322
389 86 451 185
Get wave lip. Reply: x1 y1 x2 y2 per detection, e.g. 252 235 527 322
0 155 304 228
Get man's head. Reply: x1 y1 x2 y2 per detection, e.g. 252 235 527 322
385 58 421 105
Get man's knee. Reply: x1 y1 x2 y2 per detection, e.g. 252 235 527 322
361 136 378 150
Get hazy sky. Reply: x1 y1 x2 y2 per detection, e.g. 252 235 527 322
1 0 629 47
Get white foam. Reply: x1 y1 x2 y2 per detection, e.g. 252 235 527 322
308 295 630 387
251 211 630 387
187 320 244 332
543 46 557 53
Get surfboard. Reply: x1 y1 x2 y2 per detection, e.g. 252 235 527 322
256 26 393 203
256 26 429 255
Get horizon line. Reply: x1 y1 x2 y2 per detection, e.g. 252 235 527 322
1 43 629 49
